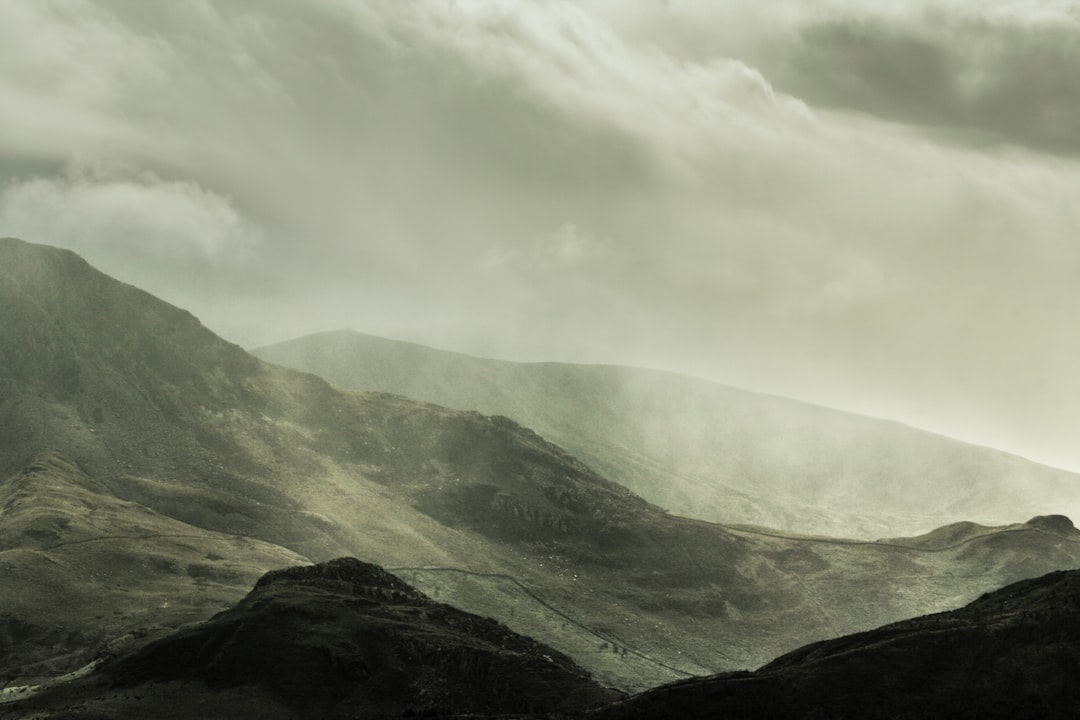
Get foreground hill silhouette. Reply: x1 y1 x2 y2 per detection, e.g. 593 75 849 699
4 558 620 718
255 330 1080 538
9 562 1080 720
595 567 1080 720
4 237 1080 692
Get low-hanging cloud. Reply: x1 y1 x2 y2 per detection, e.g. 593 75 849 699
0 158 261 263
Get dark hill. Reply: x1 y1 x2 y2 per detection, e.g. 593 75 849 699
7 558 620 719
11 565 1080 719
254 329 1080 539
594 568 1080 720
5 237 1080 693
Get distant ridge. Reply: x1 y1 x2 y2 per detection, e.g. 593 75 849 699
254 329 1080 538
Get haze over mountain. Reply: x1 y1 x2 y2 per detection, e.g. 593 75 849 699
5 2 1080 716
4 237 1080 697
4 1 1079 475
255 330 1080 539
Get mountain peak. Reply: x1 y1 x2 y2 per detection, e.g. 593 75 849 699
1025 514 1076 534
43 557 621 718
253 557 429 603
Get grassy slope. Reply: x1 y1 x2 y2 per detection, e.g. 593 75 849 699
0 452 307 683
254 330 1080 539
3 238 1080 694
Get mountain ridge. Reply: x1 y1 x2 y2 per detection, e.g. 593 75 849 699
254 327 1080 538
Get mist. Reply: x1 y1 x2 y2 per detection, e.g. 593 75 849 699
2 0 1078 470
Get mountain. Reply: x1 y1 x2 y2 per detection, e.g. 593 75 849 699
4 558 620 719
4 236 1080 695
254 330 1080 539
594 567 1080 720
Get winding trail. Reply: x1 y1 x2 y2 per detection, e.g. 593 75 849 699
389 565 699 678
25 532 698 679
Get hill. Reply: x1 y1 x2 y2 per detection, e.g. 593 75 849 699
595 567 1080 719
4 558 619 719
10 561 1080 719
254 330 1080 538
4 236 1080 694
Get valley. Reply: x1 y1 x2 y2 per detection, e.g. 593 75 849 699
2 237 1080 713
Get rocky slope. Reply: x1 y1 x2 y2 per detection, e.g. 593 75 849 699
255 330 1080 538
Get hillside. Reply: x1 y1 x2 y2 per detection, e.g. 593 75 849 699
4 237 1080 695
10 561 1080 719
0 451 307 683
595 567 1080 719
4 558 619 719
254 330 1080 538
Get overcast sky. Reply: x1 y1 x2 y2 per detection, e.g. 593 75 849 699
2 0 1079 470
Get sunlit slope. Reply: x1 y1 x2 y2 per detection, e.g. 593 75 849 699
256 329 1080 538
4 237 1080 694
0 451 308 683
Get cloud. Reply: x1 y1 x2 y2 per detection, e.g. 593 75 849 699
586 0 1080 153
0 158 261 263
783 9 1080 153
2 0 1080 468
0 1 172 156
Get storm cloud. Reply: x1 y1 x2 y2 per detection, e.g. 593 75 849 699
2 0 1079 470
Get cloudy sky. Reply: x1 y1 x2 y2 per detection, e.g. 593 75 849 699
2 0 1079 470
